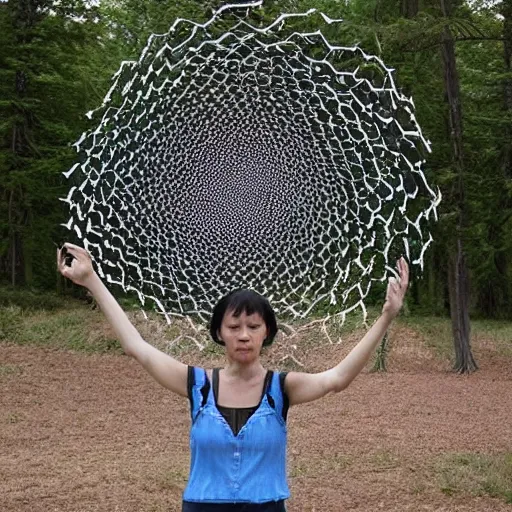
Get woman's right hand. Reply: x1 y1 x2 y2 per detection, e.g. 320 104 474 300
57 243 96 288
57 244 190 398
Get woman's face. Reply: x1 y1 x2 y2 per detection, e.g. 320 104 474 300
219 309 268 364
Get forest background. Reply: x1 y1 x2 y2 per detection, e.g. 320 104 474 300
1 0 511 373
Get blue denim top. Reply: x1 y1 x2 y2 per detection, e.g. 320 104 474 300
183 367 290 504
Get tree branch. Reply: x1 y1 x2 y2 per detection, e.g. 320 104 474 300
455 36 505 42
402 36 505 53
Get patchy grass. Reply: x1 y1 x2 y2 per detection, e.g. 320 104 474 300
0 364 22 378
471 320 512 357
0 305 122 354
5 411 23 424
290 449 401 479
1 326 511 511
401 316 454 360
411 480 427 495
0 306 23 342
369 450 401 471
323 453 353 472
155 467 188 491
402 315 512 361
290 452 353 478
1 293 511 368
436 453 512 503
0 298 201 355
319 306 381 343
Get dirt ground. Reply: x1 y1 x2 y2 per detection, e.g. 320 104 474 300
1 329 511 512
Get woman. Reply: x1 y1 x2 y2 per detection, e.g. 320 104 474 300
57 243 408 511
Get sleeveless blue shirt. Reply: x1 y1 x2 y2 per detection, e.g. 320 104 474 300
183 367 290 504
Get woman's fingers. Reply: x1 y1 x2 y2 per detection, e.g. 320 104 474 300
63 242 83 251
57 247 70 277
389 277 400 297
57 247 65 270
57 243 94 285
56 247 62 271
383 259 409 317
403 258 410 283
397 257 409 292
63 243 88 260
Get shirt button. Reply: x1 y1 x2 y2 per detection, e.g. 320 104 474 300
234 452 240 458
234 482 239 489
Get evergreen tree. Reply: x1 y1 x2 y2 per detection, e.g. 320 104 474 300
0 0 122 288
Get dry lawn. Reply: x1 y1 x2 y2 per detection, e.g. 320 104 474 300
1 321 511 511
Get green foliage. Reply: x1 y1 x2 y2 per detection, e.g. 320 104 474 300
364 0 512 320
0 286 71 310
0 0 510 326
0 0 124 288
0 306 22 342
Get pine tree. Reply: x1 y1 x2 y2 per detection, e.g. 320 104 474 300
0 1 119 288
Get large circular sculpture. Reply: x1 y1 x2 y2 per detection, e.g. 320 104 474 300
63 1 440 323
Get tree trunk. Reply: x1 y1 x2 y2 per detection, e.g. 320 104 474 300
372 332 389 373
23 234 33 287
447 241 477 372
503 0 512 124
8 190 16 287
440 0 477 373
502 0 512 180
4 0 38 288
401 0 419 18
11 239 16 288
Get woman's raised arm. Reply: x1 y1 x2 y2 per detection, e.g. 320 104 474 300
57 243 188 397
285 258 409 406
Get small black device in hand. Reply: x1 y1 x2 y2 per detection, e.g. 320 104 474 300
60 246 75 267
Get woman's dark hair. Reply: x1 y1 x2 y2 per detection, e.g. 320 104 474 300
209 289 278 347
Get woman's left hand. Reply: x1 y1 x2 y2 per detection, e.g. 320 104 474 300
382 257 409 319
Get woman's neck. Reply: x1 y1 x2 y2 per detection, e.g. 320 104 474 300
224 359 265 380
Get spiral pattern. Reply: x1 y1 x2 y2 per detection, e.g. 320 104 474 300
63 2 440 320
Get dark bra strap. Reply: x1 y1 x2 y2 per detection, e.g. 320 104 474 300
187 366 210 418
213 368 220 404
213 368 273 408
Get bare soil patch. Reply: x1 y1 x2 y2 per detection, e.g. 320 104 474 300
1 326 511 512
